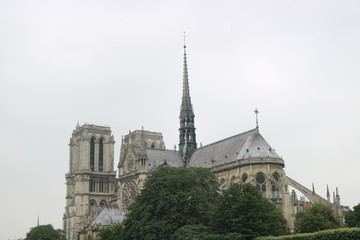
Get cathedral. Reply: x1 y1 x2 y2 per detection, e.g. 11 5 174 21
63 44 343 240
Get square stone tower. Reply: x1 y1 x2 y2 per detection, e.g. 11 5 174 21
63 123 116 240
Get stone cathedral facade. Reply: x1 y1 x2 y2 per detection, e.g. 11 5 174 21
63 45 343 240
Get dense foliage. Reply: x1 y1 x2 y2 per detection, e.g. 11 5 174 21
121 166 220 240
294 203 340 233
256 227 360 240
24 224 65 240
96 224 124 240
345 203 360 227
171 225 245 240
211 183 288 239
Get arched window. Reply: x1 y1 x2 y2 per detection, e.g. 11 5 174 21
89 199 97 214
242 174 248 183
90 137 95 171
271 172 281 200
99 178 104 192
100 200 107 208
99 138 104 171
89 177 96 192
273 172 280 182
255 173 266 194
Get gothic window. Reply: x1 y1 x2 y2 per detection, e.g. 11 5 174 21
99 138 104 171
90 137 95 171
89 177 96 192
271 172 281 199
89 199 97 207
242 174 248 183
273 172 280 182
89 199 97 214
255 172 266 194
99 178 104 192
99 200 107 208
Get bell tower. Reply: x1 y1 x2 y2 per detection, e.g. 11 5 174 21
63 123 116 240
179 39 197 164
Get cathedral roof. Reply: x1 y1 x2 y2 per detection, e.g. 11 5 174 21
145 149 183 170
91 205 124 226
188 128 282 168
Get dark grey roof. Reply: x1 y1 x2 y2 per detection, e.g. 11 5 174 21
92 205 124 226
145 149 183 170
188 128 282 168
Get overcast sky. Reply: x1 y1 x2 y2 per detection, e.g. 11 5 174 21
1 0 360 239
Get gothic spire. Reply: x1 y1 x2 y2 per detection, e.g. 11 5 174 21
181 34 193 115
179 33 197 164
327 184 330 202
312 183 315 194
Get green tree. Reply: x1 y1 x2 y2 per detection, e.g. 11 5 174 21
171 225 244 240
96 224 124 240
122 166 220 240
345 203 360 227
25 224 65 240
211 183 288 240
294 203 341 233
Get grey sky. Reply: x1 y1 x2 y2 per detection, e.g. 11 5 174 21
1 1 360 239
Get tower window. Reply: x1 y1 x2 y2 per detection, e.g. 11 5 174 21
99 178 104 192
89 177 96 192
90 137 95 171
99 138 104 171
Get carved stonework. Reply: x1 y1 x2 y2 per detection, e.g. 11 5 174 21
121 180 139 210
126 154 135 173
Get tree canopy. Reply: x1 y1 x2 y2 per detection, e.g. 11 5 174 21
25 224 65 240
121 166 220 240
211 183 288 239
96 224 124 240
171 225 245 240
294 203 341 233
345 203 360 227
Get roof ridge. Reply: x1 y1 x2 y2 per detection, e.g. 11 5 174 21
196 128 258 150
146 148 179 153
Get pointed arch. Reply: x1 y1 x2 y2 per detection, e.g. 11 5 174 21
241 173 249 183
100 200 107 208
90 136 96 171
99 137 104 171
271 172 281 200
255 172 266 194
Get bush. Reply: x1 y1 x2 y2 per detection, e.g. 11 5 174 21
256 227 360 240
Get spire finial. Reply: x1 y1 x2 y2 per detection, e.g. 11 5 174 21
183 31 186 51
254 108 259 129
327 185 330 197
